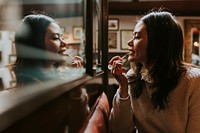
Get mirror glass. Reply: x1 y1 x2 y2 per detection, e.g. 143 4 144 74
191 27 200 65
184 20 200 66
92 0 103 74
0 0 85 90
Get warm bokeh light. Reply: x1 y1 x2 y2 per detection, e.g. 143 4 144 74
194 41 200 47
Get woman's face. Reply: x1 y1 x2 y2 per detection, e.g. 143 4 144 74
45 23 67 55
127 21 148 64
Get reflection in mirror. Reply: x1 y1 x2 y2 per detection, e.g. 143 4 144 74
184 19 200 65
191 27 200 65
0 0 90 132
0 0 85 90
92 0 103 74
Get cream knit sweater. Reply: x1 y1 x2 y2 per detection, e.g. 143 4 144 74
109 67 200 133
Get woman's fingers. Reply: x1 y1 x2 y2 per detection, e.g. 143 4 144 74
111 66 125 74
71 56 84 67
108 56 124 70
71 61 82 67
109 56 122 65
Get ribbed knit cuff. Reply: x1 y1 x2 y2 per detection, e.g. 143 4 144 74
116 89 130 100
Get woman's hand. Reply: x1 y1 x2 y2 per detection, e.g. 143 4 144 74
58 54 83 71
71 56 83 68
109 56 129 98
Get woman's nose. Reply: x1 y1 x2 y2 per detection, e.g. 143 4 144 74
60 38 67 47
127 38 133 47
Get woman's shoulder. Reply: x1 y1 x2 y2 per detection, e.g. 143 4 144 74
182 67 200 87
186 66 200 77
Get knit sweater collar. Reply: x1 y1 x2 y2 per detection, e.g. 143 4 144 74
140 67 153 83
126 67 153 83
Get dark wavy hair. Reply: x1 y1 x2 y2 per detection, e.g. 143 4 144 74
129 10 186 110
14 14 55 68
13 14 56 86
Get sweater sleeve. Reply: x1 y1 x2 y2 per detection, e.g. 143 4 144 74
186 73 200 132
109 89 135 133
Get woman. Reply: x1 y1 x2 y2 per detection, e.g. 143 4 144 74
13 14 83 87
109 11 200 133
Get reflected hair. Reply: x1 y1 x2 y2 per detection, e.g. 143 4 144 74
14 14 55 67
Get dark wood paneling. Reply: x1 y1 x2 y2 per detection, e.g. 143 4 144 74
109 1 200 16
22 3 83 17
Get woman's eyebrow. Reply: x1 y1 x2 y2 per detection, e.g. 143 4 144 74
53 33 60 35
51 33 61 37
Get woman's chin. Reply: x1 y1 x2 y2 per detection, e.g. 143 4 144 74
128 57 137 62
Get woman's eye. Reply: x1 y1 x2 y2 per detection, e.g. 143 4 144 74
53 36 59 40
133 32 141 40
133 35 140 40
135 36 140 39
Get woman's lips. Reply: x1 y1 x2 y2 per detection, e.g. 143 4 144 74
128 49 135 54
58 49 67 55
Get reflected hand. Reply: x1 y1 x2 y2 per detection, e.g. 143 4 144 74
71 56 83 68
61 53 83 68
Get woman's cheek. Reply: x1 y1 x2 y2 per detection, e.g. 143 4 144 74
50 41 60 52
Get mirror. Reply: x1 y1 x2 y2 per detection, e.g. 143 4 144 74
0 0 85 90
191 27 200 65
184 19 200 65
93 0 103 73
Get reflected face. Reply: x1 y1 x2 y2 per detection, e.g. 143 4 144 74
45 23 67 55
127 21 148 64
